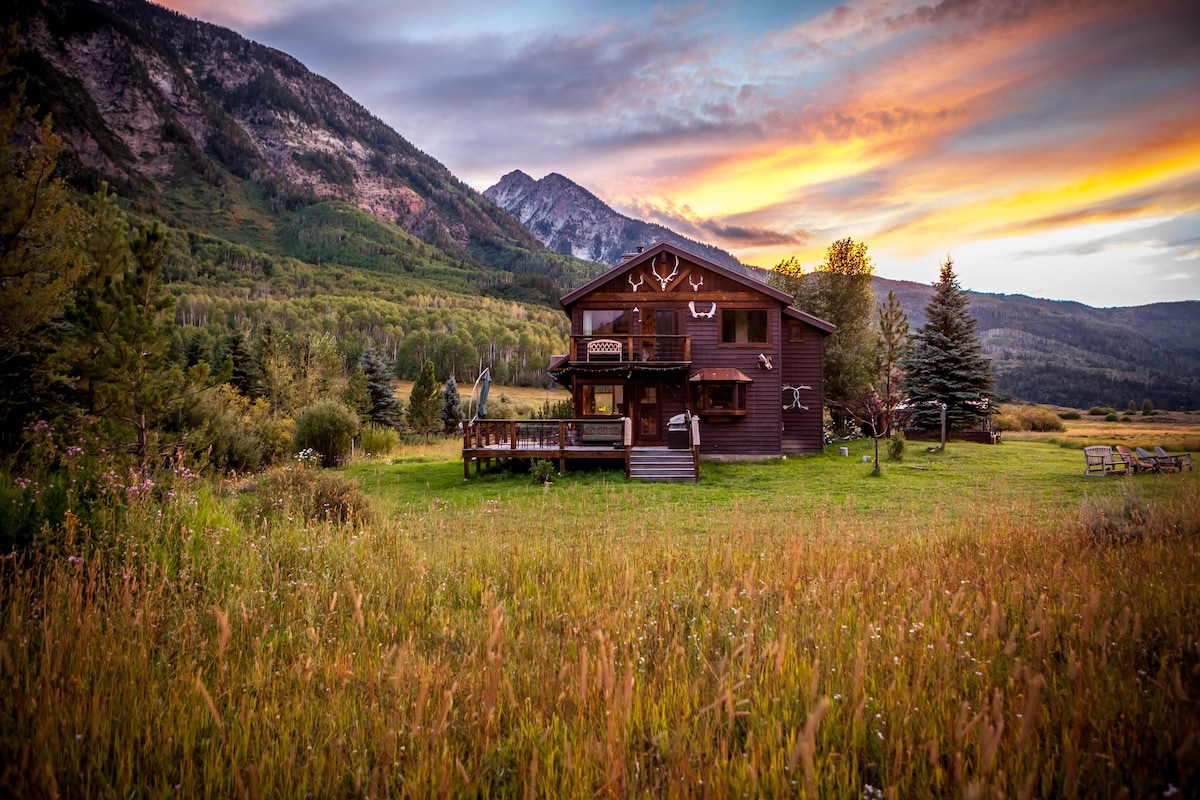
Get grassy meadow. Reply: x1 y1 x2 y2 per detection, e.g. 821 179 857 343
2 418 1199 797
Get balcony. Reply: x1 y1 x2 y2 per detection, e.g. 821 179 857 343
568 335 691 366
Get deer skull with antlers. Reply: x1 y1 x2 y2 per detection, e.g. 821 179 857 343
628 273 645 292
689 275 703 292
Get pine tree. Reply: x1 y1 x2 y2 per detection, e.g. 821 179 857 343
440 375 463 434
406 358 441 435
59 189 212 464
900 256 993 432
0 30 86 361
229 330 262 396
360 348 403 429
0 31 87 445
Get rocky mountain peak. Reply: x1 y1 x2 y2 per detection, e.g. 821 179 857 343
484 170 748 272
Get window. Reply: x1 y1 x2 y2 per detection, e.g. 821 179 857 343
788 322 804 343
720 309 768 344
690 369 752 417
583 309 630 336
581 383 625 416
693 382 747 416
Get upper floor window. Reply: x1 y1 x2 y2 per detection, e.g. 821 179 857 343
583 309 630 336
720 309 768 344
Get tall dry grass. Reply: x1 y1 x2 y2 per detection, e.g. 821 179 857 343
1 465 1198 797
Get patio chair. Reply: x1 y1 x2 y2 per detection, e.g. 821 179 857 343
1083 445 1127 476
1135 447 1166 473
1116 445 1155 474
1154 445 1191 472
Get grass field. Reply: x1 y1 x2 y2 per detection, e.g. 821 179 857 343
1 419 1198 797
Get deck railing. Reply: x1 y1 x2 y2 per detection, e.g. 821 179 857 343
570 335 690 364
463 418 633 478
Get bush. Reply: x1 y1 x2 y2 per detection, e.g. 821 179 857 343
294 401 360 467
886 433 905 462
1058 410 1081 420
358 423 399 457
1105 413 1120 422
189 385 292 472
993 404 1065 432
237 465 374 525
1142 399 1154 416
1089 406 1117 416
530 459 557 484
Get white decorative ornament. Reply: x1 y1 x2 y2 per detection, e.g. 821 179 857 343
628 273 644 292
651 255 679 291
782 384 813 411
757 353 773 370
689 275 703 292
688 300 717 319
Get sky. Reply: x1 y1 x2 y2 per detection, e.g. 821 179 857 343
157 0 1200 308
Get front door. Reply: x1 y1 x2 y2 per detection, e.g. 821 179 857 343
634 383 662 445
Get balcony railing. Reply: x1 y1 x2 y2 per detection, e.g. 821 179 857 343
570 335 691 365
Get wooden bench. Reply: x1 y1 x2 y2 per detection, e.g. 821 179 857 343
579 421 623 443
586 338 623 361
1084 445 1128 476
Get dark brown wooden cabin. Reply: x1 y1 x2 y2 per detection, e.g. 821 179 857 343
548 241 834 459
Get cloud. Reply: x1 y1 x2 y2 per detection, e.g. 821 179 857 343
154 0 1200 304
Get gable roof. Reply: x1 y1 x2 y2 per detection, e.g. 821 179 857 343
560 240 793 308
559 241 835 335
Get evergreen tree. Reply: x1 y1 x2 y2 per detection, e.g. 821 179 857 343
224 329 261 397
900 256 993 432
406 358 441 435
876 290 910 438
58 189 212 464
344 361 370 421
0 30 86 361
360 347 403 429
0 31 87 445
440 375 463 434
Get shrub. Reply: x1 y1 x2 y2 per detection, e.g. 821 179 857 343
358 423 399 457
189 385 292 472
1142 399 1153 415
993 404 1065 432
1089 406 1117 416
237 465 374 525
530 459 557 484
1105 413 1120 422
1023 406 1066 432
1058 410 1081 420
886 432 905 462
293 401 360 467
536 398 574 419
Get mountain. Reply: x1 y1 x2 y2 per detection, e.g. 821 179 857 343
874 277 1200 411
485 170 754 274
12 0 600 291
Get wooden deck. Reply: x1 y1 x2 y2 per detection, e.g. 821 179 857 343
462 418 701 480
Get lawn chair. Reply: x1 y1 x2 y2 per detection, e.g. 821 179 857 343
1083 445 1127 476
1154 445 1191 472
1134 447 1166 473
1116 445 1155 474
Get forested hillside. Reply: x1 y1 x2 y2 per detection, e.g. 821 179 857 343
876 278 1200 410
9 0 600 391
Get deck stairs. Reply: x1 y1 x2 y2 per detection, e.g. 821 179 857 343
629 447 697 482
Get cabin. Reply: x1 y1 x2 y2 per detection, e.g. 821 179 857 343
462 241 834 480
